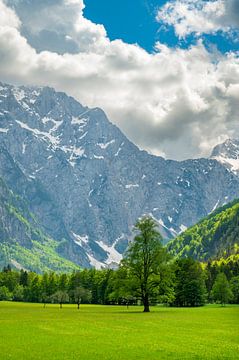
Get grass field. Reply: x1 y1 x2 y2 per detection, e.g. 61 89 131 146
0 302 238 360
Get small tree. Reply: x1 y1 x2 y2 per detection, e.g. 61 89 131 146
122 216 172 312
73 287 91 309
212 273 233 306
12 285 24 302
0 286 12 301
51 290 69 308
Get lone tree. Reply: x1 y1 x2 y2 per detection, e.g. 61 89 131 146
122 216 171 312
73 287 91 309
212 273 232 306
51 290 69 308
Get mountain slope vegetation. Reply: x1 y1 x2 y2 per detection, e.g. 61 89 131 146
0 177 79 272
167 199 239 261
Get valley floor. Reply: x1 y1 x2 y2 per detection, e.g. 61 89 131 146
0 302 238 360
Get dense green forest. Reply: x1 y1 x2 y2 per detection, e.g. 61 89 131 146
0 254 238 307
168 199 239 261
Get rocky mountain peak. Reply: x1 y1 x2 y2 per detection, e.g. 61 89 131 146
211 138 239 175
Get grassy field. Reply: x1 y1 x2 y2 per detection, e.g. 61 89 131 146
0 302 238 360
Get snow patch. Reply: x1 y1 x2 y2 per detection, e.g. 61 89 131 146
97 139 115 149
115 142 124 156
13 88 25 102
16 120 60 147
22 143 26 154
0 128 9 133
214 155 239 173
72 116 88 128
180 224 187 233
211 199 220 213
96 240 123 265
79 131 88 140
72 233 89 247
125 184 139 189
87 254 105 270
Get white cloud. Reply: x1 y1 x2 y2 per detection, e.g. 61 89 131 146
157 0 239 38
0 0 20 28
0 0 239 160
5 0 107 53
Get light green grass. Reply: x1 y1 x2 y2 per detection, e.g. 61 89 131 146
0 302 238 360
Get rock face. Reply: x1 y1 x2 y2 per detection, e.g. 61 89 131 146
0 82 239 269
211 139 239 176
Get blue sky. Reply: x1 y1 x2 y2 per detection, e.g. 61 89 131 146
84 0 168 52
84 0 239 54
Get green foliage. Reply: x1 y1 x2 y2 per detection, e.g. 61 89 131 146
230 276 239 304
72 287 92 308
0 286 12 301
51 290 69 308
168 199 239 261
12 285 24 302
0 176 80 273
173 258 207 307
0 240 80 273
212 273 233 306
122 216 173 312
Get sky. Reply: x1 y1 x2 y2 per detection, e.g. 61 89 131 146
0 0 239 160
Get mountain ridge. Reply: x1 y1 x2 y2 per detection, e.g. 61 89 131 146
0 81 239 269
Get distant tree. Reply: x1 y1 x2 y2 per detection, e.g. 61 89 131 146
73 287 91 309
19 270 29 287
0 286 12 301
51 290 69 308
27 275 41 302
212 273 233 306
109 266 137 305
122 216 172 312
173 258 207 307
230 276 239 304
3 264 11 273
12 285 24 302
58 273 68 292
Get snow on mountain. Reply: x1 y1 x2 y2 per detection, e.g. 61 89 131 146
0 81 239 268
211 139 239 175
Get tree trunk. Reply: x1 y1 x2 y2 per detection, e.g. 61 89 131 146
143 295 150 312
77 302 80 310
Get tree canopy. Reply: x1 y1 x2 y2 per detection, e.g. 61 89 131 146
121 216 172 312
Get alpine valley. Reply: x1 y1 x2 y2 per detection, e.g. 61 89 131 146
0 82 239 271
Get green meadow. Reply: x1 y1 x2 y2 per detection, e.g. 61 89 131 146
0 302 238 360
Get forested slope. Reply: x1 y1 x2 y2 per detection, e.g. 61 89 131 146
168 200 239 261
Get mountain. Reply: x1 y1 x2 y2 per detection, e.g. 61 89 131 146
0 176 79 272
167 199 239 261
0 81 239 269
211 138 239 176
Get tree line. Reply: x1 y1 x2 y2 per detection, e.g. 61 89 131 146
0 217 238 311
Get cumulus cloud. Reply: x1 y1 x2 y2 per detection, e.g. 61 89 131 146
6 0 107 53
0 0 239 160
157 0 239 38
